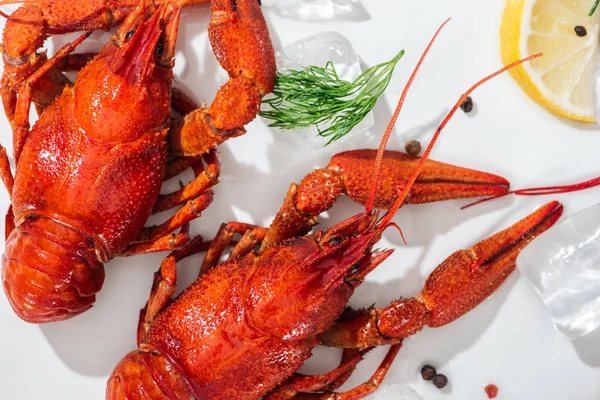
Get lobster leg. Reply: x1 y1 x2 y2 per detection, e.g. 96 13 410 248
137 235 211 344
153 149 220 214
138 254 179 344
198 221 261 276
4 204 14 241
287 345 402 400
138 191 214 242
323 349 363 392
9 31 90 160
228 226 266 259
0 144 13 196
264 349 371 400
120 228 190 256
167 0 276 156
164 156 202 180
171 87 202 117
319 201 564 349
260 151 510 252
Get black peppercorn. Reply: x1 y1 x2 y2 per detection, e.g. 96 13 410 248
460 96 474 113
405 140 422 156
433 374 448 389
421 365 436 381
574 25 587 37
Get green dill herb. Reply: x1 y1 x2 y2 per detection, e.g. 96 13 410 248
590 0 599 16
259 50 405 146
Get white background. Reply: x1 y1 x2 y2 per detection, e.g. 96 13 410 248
1 0 600 399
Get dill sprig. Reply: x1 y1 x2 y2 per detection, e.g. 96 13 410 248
590 0 599 16
259 50 405 146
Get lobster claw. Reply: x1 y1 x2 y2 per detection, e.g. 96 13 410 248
327 149 510 208
260 149 511 251
420 200 564 327
319 201 564 348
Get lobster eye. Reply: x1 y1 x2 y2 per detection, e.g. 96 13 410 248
328 236 344 246
125 30 135 40
155 42 164 56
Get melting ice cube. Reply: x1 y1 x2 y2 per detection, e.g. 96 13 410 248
374 384 422 400
269 0 361 21
517 202 600 339
266 31 374 148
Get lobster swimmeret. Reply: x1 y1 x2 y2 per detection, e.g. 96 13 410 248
0 0 276 323
106 20 561 399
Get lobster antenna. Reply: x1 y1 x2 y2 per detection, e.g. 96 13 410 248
365 18 451 214
377 53 543 229
462 176 600 209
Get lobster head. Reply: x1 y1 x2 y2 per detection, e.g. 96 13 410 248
246 213 393 341
73 1 180 142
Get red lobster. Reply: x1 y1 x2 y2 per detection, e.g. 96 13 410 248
0 0 210 123
106 22 561 399
0 0 276 323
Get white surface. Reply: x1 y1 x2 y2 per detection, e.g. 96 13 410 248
1 1 600 399
519 202 600 340
375 384 422 399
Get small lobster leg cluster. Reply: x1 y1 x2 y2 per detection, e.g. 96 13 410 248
260 149 510 250
0 0 209 121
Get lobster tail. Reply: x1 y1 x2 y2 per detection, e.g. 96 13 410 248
107 348 194 400
1 216 104 323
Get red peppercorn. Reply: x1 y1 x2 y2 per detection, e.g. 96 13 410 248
485 384 499 398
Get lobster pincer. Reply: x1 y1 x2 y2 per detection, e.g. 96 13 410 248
260 149 510 250
318 200 563 349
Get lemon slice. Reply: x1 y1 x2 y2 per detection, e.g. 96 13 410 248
501 0 600 122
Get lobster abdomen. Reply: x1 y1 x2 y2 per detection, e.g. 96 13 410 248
2 215 104 323
107 348 195 400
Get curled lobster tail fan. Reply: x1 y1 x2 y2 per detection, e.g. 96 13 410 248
2 216 104 323
107 348 194 400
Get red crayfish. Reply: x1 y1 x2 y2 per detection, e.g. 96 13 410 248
106 22 561 399
1 0 276 323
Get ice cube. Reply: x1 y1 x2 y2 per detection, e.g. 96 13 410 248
374 384 422 400
517 202 600 339
266 31 374 148
269 0 360 21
